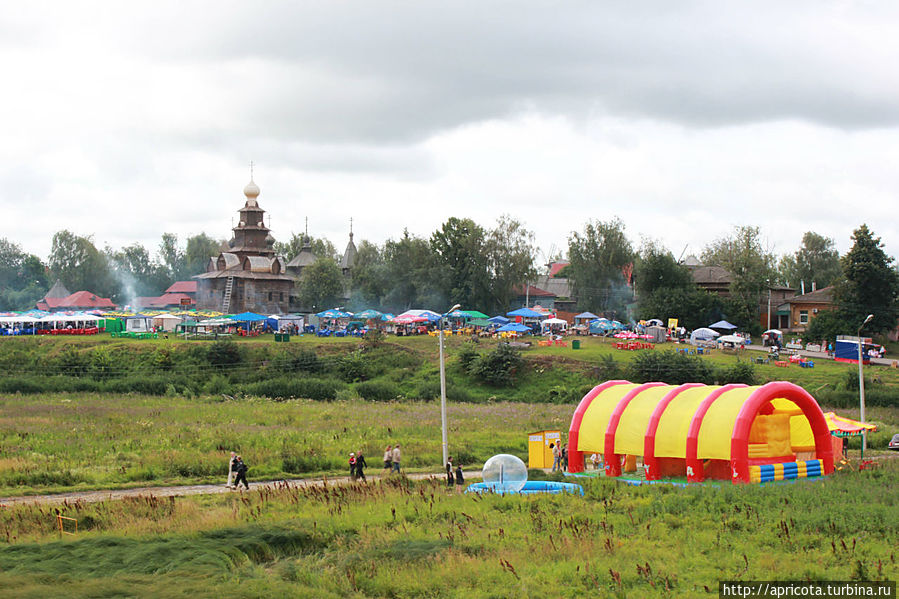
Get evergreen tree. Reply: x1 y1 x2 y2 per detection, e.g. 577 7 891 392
834 224 899 335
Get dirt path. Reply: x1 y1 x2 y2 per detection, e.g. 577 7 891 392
0 472 440 507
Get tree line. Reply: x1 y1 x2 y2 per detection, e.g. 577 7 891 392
1 219 897 341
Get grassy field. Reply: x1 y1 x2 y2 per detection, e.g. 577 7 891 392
0 393 897 497
0 463 896 597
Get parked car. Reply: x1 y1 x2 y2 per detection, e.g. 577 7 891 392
889 434 899 451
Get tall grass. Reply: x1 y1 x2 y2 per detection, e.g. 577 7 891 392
0 464 896 597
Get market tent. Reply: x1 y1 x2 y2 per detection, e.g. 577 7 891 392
507 307 544 318
646 318 664 327
589 319 614 334
497 323 531 333
355 309 383 320
574 311 598 321
316 308 352 319
468 318 492 328
690 327 720 344
462 310 489 319
152 314 182 332
764 329 783 337
717 335 747 345
488 315 510 325
396 309 441 322
541 317 569 332
709 320 738 330
823 412 877 436
232 312 267 322
392 315 428 324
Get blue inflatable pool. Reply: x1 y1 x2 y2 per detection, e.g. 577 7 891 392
465 480 584 496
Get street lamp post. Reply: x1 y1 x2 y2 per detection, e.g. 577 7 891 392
857 313 874 457
766 279 771 331
439 303 461 467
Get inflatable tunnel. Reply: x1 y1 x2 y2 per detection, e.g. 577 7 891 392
568 381 834 483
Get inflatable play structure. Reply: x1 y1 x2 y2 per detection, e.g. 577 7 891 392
568 381 834 484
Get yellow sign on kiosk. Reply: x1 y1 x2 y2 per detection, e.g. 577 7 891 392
528 430 561 468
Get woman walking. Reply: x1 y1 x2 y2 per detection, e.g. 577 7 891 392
383 445 393 472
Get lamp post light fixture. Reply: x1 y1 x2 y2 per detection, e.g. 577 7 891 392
439 303 461 467
857 313 874 457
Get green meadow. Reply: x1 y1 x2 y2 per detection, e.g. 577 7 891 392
0 464 896 598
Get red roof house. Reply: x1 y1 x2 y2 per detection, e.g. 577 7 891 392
165 281 197 295
37 291 116 312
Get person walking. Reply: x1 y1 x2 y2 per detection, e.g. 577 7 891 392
226 451 237 488
383 445 393 472
349 453 357 480
355 450 367 482
454 463 464 493
233 455 249 490
561 443 569 472
445 456 454 488
550 442 561 472
391 444 401 474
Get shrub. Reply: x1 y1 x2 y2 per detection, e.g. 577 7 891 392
338 350 370 383
207 340 242 369
594 354 622 381
103 376 170 396
716 361 758 385
57 347 89 377
627 350 715 385
468 343 524 387
89 347 116 380
456 343 480 371
362 328 384 348
355 380 402 401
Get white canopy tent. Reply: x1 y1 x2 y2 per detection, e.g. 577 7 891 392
540 317 569 333
152 314 182 332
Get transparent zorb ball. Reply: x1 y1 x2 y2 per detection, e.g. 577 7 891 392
481 454 528 493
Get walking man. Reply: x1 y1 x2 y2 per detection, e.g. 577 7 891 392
454 463 464 493
445 456 454 487
349 453 357 480
551 442 561 472
391 444 402 474
233 455 249 490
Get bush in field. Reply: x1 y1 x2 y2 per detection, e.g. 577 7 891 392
456 343 480 371
468 343 523 387
57 347 89 377
627 350 715 385
338 349 370 382
293 349 323 374
89 347 116 380
103 376 170 396
355 380 402 401
242 377 339 401
362 328 384 348
716 360 758 385
207 340 242 369
594 354 622 381
153 347 174 371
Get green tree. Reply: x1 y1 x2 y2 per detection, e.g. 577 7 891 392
382 230 439 311
833 224 899 335
779 232 841 292
484 215 537 313
567 219 635 315
48 230 116 297
350 240 389 307
184 233 222 276
634 241 693 299
431 217 490 310
0 239 48 310
637 286 725 331
158 233 186 281
107 243 170 301
275 234 337 262
701 226 777 330
298 257 344 312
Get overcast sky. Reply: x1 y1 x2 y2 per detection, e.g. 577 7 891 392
3 1 899 266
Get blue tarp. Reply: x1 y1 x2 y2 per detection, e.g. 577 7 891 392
497 323 531 333
507 307 543 318
488 315 510 324
232 312 268 322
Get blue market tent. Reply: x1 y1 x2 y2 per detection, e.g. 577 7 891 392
317 308 352 319
507 307 543 318
356 309 383 320
575 311 598 321
488 315 510 325
232 312 267 322
709 320 738 330
497 323 531 333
